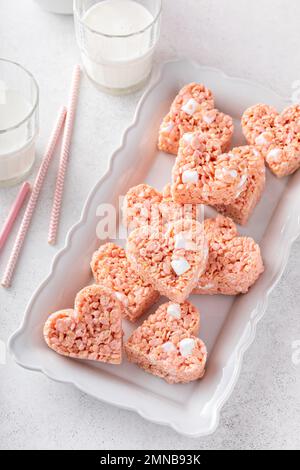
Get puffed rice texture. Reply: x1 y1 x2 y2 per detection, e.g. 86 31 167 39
158 82 233 155
172 132 248 205
43 284 123 364
126 219 208 303
194 215 264 295
91 243 159 322
125 301 207 383
122 183 200 231
242 103 300 177
214 145 266 225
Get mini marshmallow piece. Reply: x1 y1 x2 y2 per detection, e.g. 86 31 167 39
200 282 215 289
171 257 191 276
215 168 224 180
162 341 176 353
174 232 197 251
161 122 174 133
215 167 237 181
174 233 188 249
167 303 181 319
238 172 248 188
235 175 249 198
202 112 216 125
114 291 129 307
267 148 282 161
140 207 149 218
181 98 200 116
255 132 272 146
183 132 193 143
229 169 238 178
182 169 199 183
179 338 196 357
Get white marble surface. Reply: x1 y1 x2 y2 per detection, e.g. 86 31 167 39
1 0 300 450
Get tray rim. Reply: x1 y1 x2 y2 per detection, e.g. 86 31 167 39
8 59 297 437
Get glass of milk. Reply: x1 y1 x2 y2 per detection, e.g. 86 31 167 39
0 59 39 187
74 0 162 94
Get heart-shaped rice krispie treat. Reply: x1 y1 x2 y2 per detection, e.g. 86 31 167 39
91 243 159 322
171 132 248 205
158 82 233 155
194 215 264 295
122 183 200 231
242 104 300 177
214 146 266 225
43 284 123 363
125 301 207 383
126 219 208 303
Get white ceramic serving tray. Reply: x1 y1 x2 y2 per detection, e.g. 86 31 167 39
10 60 299 437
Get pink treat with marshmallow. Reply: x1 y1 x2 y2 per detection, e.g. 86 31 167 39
125 301 207 383
242 103 300 177
126 219 208 303
122 183 200 231
214 145 266 225
91 243 159 322
158 82 233 155
43 284 123 364
194 215 264 295
171 132 248 205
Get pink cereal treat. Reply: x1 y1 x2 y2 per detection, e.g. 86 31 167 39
242 103 300 177
158 82 233 155
125 301 207 383
171 132 248 205
194 215 264 295
126 219 208 303
204 214 238 243
128 300 201 338
160 183 201 222
214 145 266 225
122 183 200 231
122 184 163 231
91 243 159 322
43 284 123 364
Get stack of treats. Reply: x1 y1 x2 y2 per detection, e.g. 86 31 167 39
44 82 300 384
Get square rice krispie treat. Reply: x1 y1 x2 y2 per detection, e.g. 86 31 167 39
125 301 207 383
126 219 208 303
171 132 248 205
242 103 300 177
158 82 233 155
194 215 264 295
91 243 159 322
214 145 266 225
44 284 124 364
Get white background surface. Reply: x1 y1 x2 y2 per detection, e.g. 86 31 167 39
0 0 300 450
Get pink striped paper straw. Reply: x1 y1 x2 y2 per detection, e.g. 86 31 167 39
0 182 31 253
48 65 81 245
1 106 67 288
